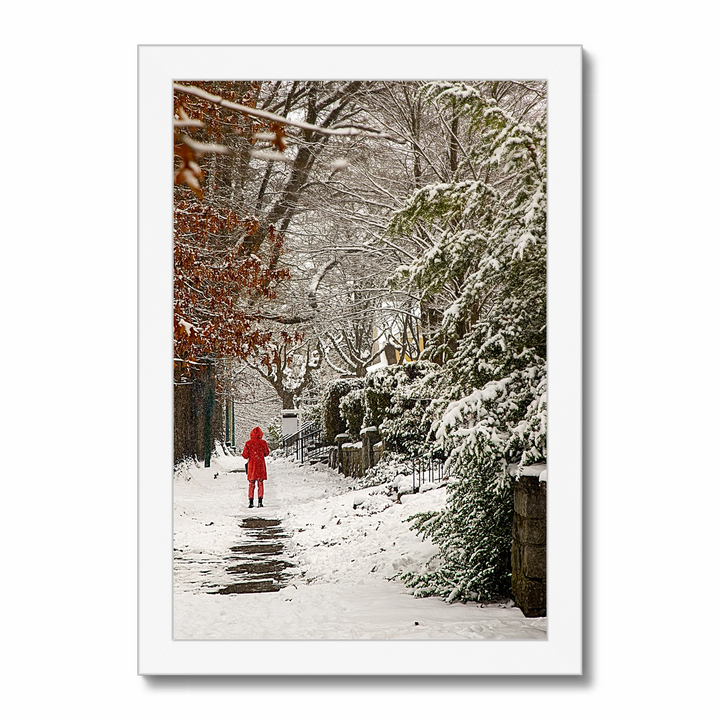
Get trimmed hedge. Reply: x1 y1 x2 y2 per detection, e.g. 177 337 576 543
321 377 364 442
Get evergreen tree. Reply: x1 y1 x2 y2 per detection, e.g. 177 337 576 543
388 81 547 601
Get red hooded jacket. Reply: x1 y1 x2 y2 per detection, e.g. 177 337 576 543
242 426 269 480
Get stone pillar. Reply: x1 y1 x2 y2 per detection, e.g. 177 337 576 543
511 472 547 617
373 440 384 466
360 426 381 473
335 434 349 475
282 409 300 437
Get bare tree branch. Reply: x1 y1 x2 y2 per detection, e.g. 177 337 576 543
174 83 390 139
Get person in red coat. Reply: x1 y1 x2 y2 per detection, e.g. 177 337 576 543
242 426 270 508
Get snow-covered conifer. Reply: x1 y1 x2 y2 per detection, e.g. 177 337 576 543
389 81 547 601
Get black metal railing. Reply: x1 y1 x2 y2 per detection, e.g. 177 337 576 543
410 451 448 493
282 422 330 464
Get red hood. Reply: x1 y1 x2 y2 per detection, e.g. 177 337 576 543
250 426 264 440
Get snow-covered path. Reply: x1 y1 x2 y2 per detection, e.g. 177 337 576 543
173 450 547 640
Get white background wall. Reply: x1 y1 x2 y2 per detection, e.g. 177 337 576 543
3 2 717 717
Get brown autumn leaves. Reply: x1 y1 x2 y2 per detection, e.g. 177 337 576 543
173 82 297 377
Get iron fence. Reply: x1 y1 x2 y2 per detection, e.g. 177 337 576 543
410 451 448 493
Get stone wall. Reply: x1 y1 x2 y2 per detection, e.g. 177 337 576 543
330 428 384 478
511 468 547 617
341 441 364 478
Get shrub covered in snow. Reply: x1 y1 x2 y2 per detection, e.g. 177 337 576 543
401 456 514 602
358 452 415 488
320 377 364 442
266 416 283 450
338 384 366 440
363 361 438 454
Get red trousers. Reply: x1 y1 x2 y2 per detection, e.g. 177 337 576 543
248 479 264 499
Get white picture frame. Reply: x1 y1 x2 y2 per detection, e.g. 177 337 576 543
138 44 582 675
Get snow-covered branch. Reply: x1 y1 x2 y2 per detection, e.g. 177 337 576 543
307 258 338 309
174 83 390 139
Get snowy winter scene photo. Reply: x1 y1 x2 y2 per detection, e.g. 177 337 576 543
173 79 548 641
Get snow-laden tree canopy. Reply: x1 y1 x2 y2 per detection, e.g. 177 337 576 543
385 80 547 479
382 80 547 602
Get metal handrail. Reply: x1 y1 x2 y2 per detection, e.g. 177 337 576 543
281 421 315 445
282 421 330 463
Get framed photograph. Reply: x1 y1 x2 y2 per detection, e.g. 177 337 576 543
138 44 582 675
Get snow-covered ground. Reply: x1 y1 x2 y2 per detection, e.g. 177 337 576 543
174 450 547 640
